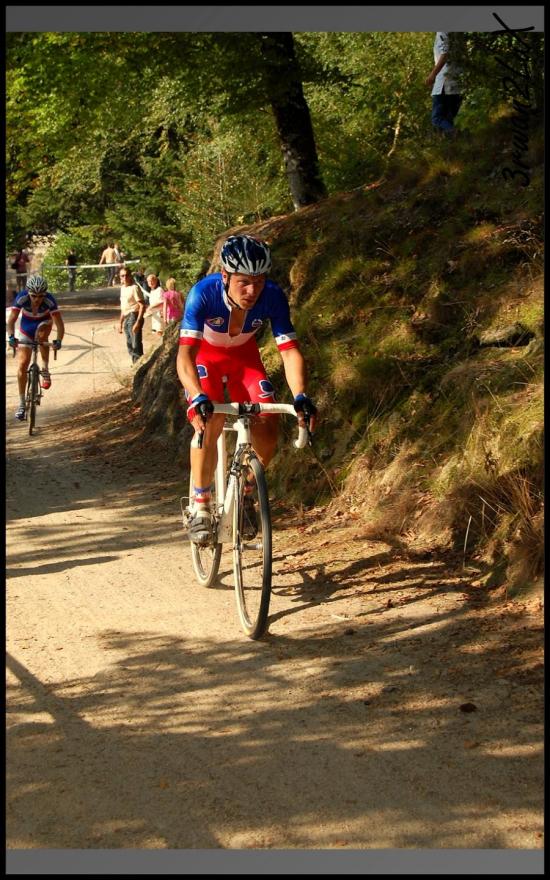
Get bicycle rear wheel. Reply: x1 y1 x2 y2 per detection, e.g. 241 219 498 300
27 366 38 436
233 454 272 639
188 473 222 587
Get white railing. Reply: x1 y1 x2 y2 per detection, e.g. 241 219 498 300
46 260 140 269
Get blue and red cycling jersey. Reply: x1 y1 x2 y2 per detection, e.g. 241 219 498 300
10 291 60 342
179 273 299 352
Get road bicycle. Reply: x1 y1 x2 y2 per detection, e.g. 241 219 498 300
12 338 57 436
181 402 309 639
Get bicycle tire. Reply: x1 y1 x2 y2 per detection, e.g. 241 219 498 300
27 366 38 436
233 453 272 639
189 473 222 587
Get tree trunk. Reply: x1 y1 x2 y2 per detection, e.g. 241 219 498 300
259 33 327 210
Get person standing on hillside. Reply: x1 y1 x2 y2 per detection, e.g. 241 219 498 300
99 243 117 287
176 234 317 544
425 32 462 136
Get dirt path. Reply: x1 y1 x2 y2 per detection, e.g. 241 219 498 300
6 288 544 851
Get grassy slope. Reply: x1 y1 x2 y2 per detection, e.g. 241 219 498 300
136 115 544 596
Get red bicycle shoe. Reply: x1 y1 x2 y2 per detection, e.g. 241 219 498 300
40 369 51 389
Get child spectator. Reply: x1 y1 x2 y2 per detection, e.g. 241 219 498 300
162 277 185 325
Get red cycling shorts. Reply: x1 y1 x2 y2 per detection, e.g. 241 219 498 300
187 338 276 420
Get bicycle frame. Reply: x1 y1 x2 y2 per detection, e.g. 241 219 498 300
192 402 309 544
15 336 57 433
215 414 252 544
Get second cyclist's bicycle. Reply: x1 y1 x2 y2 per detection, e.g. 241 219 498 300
12 337 57 436
181 402 309 639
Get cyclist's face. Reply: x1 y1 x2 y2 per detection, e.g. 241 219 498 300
29 293 45 302
223 271 266 308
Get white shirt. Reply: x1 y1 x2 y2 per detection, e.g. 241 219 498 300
431 32 461 96
148 285 165 332
120 283 143 317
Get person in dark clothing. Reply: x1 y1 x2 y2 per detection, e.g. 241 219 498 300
133 265 151 305
65 250 77 292
12 249 30 290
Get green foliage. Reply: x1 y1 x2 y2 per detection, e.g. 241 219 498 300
296 32 434 189
6 32 298 279
16 30 541 272
451 31 544 113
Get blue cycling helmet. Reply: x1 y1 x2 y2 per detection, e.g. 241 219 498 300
220 234 272 275
27 274 48 294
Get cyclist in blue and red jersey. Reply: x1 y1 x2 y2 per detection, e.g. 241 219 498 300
177 234 317 544
7 274 65 421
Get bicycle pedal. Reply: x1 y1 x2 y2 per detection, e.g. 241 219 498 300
180 496 193 527
242 540 262 550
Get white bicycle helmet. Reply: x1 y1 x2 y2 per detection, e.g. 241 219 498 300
220 235 272 275
27 274 48 294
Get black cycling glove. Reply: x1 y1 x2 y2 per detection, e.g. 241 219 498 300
293 393 317 421
189 392 214 421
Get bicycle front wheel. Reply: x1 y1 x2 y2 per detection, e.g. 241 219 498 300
27 367 38 436
233 454 272 639
189 473 222 587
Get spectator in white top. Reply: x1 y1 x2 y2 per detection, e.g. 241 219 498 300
425 32 462 135
144 273 165 335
